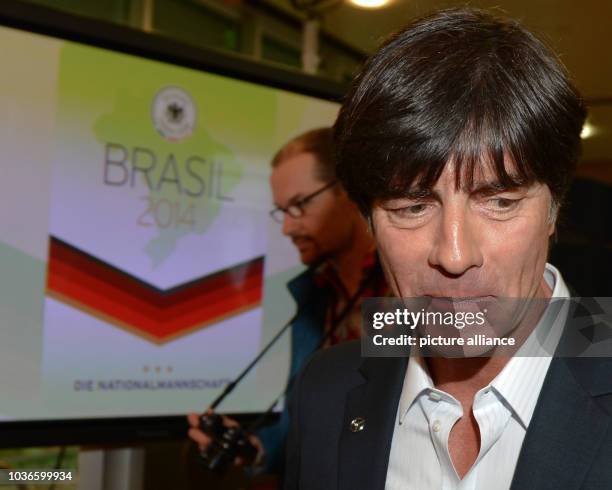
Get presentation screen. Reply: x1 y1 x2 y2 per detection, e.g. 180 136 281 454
0 10 340 444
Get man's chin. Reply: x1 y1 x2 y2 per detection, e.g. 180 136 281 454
299 252 326 267
300 256 320 267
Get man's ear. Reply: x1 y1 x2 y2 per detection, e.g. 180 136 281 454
547 200 559 236
341 190 360 210
547 200 561 250
338 186 351 200
366 214 375 235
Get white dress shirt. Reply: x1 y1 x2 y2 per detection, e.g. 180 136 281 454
385 263 570 490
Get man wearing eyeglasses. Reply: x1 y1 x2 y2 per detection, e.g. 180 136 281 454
188 127 387 478
268 127 384 345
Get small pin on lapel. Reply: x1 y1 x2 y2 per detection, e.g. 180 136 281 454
350 416 366 433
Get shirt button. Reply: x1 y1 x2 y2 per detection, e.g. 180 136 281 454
432 420 441 432
428 392 442 402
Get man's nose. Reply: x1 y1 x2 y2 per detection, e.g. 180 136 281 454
282 212 299 236
428 206 483 276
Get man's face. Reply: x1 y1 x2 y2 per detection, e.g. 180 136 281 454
371 159 555 300
270 152 358 265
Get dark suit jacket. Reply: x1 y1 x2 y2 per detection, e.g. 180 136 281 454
284 337 612 489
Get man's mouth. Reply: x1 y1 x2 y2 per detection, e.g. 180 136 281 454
292 238 313 251
421 290 497 301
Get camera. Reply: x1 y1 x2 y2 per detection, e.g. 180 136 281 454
199 412 258 472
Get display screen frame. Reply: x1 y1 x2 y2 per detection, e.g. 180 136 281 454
0 1 346 448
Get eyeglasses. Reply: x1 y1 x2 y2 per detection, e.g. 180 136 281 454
270 180 338 224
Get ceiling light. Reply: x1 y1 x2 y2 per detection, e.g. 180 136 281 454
348 0 391 9
580 122 598 140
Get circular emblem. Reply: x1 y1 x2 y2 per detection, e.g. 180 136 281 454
350 417 366 433
151 86 196 142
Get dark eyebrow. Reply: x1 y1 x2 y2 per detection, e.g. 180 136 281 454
386 176 528 202
470 181 525 197
272 193 303 209
402 188 437 200
287 194 305 204
280 194 306 207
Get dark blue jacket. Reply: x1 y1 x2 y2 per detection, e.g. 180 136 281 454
257 267 329 474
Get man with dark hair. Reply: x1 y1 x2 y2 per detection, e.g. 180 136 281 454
187 127 387 476
284 8 612 490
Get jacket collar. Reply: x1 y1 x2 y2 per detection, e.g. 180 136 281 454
511 297 612 489
287 267 319 305
337 356 408 490
511 356 612 489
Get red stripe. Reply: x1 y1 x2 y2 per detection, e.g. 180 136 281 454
46 238 265 341
49 239 263 308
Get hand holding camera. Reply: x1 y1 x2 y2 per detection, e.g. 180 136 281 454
187 410 263 472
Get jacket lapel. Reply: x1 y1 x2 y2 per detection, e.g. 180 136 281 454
338 356 408 490
511 356 612 489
